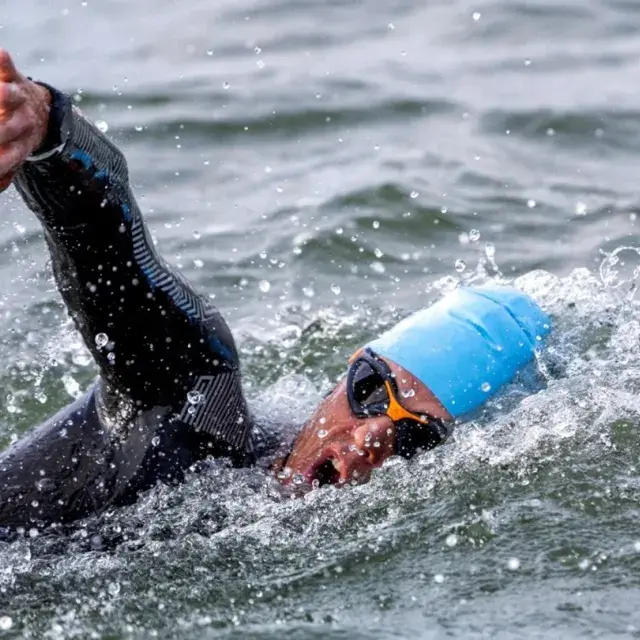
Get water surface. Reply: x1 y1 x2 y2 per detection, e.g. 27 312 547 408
1 0 640 637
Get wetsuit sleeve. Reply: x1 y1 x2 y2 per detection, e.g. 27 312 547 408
13 85 251 456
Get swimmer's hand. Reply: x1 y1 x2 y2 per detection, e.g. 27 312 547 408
0 49 51 193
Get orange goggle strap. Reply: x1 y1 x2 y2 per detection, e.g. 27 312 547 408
382 379 432 426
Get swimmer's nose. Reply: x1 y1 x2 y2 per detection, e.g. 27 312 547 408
353 420 395 465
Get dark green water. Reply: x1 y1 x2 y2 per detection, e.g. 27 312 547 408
1 0 640 637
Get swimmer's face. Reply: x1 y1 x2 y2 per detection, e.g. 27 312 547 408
276 356 451 488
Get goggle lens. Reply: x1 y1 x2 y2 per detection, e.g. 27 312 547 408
350 359 389 414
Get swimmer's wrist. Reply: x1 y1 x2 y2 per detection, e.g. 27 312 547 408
26 82 73 162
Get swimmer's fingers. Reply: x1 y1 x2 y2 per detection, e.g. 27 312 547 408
0 82 26 119
0 49 20 84
0 139 33 176
0 108 32 147
0 172 15 192
0 81 28 189
0 82 30 147
0 53 51 192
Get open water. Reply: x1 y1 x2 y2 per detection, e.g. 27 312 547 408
1 0 640 637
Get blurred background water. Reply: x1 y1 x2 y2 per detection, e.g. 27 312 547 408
1 0 640 637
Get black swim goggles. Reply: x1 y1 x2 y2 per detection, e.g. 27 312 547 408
346 348 450 458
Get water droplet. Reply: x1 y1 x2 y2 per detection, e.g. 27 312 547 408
469 229 481 242
223 82 230 90
96 120 109 133
527 199 536 208
434 573 444 583
317 429 328 439
575 201 587 216
90 534 102 549
108 581 121 596
455 259 466 273
507 557 521 571
193 259 204 269
410 190 419 199
401 388 416 399
193 230 201 240
36 478 54 492
481 382 492 393
107 352 116 364
277 467 292 480
187 390 204 405
370 261 386 274
292 473 305 485
0 616 13 630
95 332 109 348
258 280 271 293
372 220 380 229
151 436 160 447
206 49 213 56
472 11 481 20
331 284 341 295
446 534 458 547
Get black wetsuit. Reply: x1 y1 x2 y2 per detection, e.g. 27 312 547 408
0 85 255 529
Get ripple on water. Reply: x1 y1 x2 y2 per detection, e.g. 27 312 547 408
0 268 639 637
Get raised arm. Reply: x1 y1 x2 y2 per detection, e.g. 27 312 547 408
14 87 244 421
0 50 256 527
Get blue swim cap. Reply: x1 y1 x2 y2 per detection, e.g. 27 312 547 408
366 286 551 418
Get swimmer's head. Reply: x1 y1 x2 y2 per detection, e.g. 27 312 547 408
276 285 551 489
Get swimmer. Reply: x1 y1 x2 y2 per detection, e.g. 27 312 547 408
0 50 550 529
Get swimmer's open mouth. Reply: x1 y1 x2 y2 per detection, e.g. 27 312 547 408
310 456 341 486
